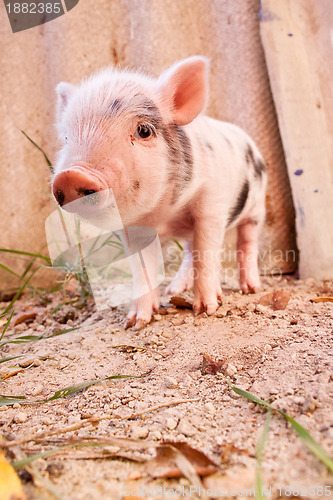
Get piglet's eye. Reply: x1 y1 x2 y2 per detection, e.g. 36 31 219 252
134 124 154 140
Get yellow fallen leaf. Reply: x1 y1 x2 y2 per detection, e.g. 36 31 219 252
0 450 26 500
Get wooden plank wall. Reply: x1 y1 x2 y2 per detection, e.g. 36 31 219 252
260 0 333 279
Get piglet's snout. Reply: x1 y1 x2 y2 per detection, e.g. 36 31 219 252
52 169 107 209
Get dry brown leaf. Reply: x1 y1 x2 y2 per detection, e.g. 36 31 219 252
170 296 193 309
13 309 38 326
310 296 333 303
259 290 291 310
201 353 227 375
147 441 218 479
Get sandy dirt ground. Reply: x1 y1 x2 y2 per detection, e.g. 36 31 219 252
0 276 332 500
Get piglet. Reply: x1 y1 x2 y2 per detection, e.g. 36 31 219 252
52 56 267 329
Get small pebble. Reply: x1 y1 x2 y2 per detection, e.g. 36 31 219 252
178 420 195 436
13 411 28 423
171 318 185 326
164 376 177 389
166 307 177 314
204 402 215 413
303 396 320 413
166 418 178 430
13 403 21 409
255 304 268 314
14 324 26 333
150 430 162 440
215 310 227 318
19 358 35 368
225 363 237 377
26 383 44 396
131 426 149 439
317 370 331 384
154 314 162 321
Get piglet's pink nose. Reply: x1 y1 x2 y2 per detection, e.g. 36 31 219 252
52 169 105 208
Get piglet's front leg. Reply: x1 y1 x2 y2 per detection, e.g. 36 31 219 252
123 231 160 330
125 288 159 330
192 215 224 316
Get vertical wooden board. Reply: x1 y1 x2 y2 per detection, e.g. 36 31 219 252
260 0 333 279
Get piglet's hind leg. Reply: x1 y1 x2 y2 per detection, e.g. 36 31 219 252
165 241 194 295
237 219 261 294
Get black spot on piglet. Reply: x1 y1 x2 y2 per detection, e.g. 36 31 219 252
245 144 266 178
227 180 249 226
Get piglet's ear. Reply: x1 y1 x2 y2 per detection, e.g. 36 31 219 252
56 82 76 118
158 56 209 126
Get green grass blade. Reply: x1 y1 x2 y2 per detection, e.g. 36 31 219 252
230 384 333 473
0 248 51 264
0 395 27 406
256 410 272 462
0 394 26 399
0 399 26 406
0 263 21 278
12 441 112 469
0 355 23 364
46 326 81 339
0 310 14 341
19 259 35 280
20 129 53 173
12 446 70 468
46 375 136 401
173 239 184 251
0 326 81 348
256 410 271 500
230 384 272 410
3 266 41 314
282 412 333 471
0 334 42 346
1 374 137 406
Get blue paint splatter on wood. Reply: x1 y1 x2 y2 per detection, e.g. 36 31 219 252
294 169 303 176
314 189 319 193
